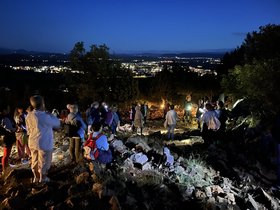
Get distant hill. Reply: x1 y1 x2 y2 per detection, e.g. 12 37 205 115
0 47 229 64
0 48 67 56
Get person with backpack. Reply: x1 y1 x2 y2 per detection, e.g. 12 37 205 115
26 95 60 183
200 103 220 145
84 122 112 164
0 103 16 175
65 104 86 164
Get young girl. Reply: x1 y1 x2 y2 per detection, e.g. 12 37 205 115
14 107 31 163
0 103 16 175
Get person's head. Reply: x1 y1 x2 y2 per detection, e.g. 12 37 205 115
170 104 174 110
136 144 144 153
92 122 102 132
26 105 33 113
112 106 118 112
14 107 24 118
217 101 224 109
68 104 78 114
135 105 141 111
30 95 45 110
92 101 99 109
17 107 24 114
205 103 213 111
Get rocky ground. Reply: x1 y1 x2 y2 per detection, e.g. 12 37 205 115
0 115 280 210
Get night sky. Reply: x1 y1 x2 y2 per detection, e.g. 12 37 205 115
1 0 279 53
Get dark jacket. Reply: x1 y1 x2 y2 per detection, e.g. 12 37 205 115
0 114 16 147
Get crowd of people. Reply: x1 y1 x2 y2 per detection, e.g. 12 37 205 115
0 96 151 182
0 93 230 183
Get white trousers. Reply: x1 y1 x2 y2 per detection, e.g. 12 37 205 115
30 149 52 180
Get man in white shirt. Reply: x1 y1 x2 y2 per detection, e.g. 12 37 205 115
26 95 60 183
165 105 179 140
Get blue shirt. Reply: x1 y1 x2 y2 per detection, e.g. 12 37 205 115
92 132 109 151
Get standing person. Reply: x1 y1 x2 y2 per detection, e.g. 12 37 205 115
129 104 136 131
134 105 144 135
26 95 60 183
163 100 170 119
85 104 93 133
14 107 31 163
100 102 109 127
87 102 100 134
142 102 149 125
165 105 179 140
184 95 193 123
0 103 16 175
200 103 220 145
65 104 86 163
110 106 120 135
215 101 228 133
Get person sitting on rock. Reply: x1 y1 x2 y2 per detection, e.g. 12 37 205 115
91 122 112 164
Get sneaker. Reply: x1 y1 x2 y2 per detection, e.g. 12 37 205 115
9 163 16 167
39 176 50 183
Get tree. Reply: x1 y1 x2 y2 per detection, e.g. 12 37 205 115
221 59 280 112
221 24 280 113
68 42 138 106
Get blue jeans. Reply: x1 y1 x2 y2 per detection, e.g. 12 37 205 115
167 124 176 140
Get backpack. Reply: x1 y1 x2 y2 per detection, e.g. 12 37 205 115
83 133 103 160
208 114 221 131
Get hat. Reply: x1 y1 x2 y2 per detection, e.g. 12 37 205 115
92 101 99 107
135 143 144 152
68 104 78 113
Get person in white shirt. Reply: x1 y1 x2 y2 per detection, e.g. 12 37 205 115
200 103 220 145
200 103 219 130
165 105 179 140
26 95 60 183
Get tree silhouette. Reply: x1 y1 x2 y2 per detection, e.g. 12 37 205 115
68 42 138 106
221 24 280 113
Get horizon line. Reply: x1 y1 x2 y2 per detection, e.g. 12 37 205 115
0 47 232 55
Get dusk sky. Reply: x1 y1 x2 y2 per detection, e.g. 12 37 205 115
1 0 279 53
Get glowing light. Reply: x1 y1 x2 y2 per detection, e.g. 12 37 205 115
199 108 205 113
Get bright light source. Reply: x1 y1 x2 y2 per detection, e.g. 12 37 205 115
199 108 205 113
